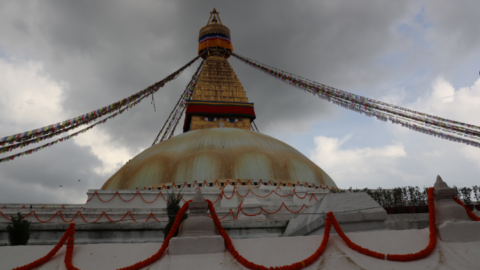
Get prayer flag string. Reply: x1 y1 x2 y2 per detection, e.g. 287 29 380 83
0 91 151 164
152 59 205 145
0 121 84 154
162 60 204 141
0 55 202 146
231 52 480 136
331 96 480 147
231 52 480 148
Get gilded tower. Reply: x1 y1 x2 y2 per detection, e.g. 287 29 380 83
183 9 256 132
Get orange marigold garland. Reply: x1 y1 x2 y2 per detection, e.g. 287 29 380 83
13 223 76 270
328 212 385 259
14 188 442 269
386 187 437 261
65 225 80 270
116 200 191 270
207 200 331 270
453 196 480 221
208 188 439 266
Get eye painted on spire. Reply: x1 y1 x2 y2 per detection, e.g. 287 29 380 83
203 117 218 122
226 118 241 123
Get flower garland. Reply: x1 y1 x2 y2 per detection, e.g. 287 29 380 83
452 196 480 221
1 55 202 145
386 187 437 261
14 189 439 270
13 223 75 270
329 212 385 259
86 183 332 204
207 188 438 268
207 200 330 270
116 200 191 270
65 225 80 270
0 203 309 223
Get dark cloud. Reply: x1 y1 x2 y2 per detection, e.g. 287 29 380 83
1 1 479 203
0 0 416 137
0 142 102 204
424 0 480 67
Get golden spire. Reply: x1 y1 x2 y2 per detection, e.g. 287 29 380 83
185 9 255 132
185 55 253 131
198 8 233 57
192 56 248 103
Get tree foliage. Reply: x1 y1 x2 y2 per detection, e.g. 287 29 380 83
7 212 31 246
163 191 188 240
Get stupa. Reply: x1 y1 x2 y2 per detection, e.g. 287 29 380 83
102 8 337 191
0 9 339 246
2 9 480 270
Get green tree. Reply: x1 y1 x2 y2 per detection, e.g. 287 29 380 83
460 187 473 205
163 191 188 240
473 186 479 204
7 212 31 246
383 190 394 208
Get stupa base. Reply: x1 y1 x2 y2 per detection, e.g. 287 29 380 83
437 220 480 243
169 235 225 255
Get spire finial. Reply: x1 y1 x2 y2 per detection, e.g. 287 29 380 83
198 8 232 57
207 8 222 25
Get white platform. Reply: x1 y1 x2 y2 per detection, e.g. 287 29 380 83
169 235 225 255
437 220 480 242
3 228 480 270
284 193 387 236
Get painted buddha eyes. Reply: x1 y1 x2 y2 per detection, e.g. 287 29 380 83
203 117 218 122
202 117 241 123
226 118 240 123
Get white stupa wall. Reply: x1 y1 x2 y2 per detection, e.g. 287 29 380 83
0 186 328 226
84 186 328 210
3 228 480 270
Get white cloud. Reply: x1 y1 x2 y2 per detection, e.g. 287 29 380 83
0 176 86 204
410 77 480 126
383 76 480 152
307 77 480 190
0 57 134 180
0 58 66 131
408 76 480 174
310 135 406 188
73 129 134 176
1 1 479 203
430 77 455 103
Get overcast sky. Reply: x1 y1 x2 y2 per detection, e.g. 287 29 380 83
1 1 480 204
